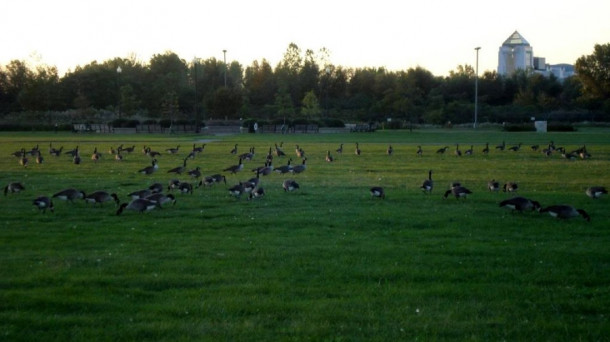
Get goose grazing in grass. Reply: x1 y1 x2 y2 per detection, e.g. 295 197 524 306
177 182 195 194
128 189 153 200
187 166 202 178
420 170 434 194
496 141 505 151
443 186 472 199
370 186 385 199
508 143 522 152
336 143 343 155
274 158 293 174
52 188 86 203
249 187 265 200
488 180 500 192
290 158 307 174
145 193 176 207
499 196 541 213
167 158 188 174
4 182 25 196
165 145 180 154
84 191 120 206
33 196 54 213
283 179 300 192
503 182 518 193
148 183 164 194
121 145 135 153
416 145 423 157
540 205 590 222
585 186 607 199
325 150 334 162
530 144 539 151
223 158 244 174
116 198 158 215
203 174 227 187
436 146 449 154
138 159 158 175
228 183 245 198
247 170 261 188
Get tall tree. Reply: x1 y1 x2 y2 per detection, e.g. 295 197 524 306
575 43 610 101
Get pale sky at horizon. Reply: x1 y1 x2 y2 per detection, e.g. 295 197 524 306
2 0 609 77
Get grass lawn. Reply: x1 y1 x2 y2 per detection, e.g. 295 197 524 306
1 128 609 341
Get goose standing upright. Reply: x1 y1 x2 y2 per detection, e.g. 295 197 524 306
416 145 423 157
482 142 489 154
420 170 434 194
223 158 243 174
355 142 361 156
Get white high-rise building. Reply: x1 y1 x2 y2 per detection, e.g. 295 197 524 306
498 31 534 75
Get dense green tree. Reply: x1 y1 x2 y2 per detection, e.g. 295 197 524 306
575 43 610 99
300 90 321 120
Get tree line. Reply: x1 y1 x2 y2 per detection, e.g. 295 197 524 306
1 42 609 128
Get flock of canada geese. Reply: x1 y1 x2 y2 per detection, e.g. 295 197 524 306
4 139 607 221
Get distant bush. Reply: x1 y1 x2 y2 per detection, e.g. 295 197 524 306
322 118 345 128
548 123 576 132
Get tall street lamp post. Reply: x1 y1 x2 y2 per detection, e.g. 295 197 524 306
474 47 481 129
222 49 227 87
193 57 199 133
116 66 122 120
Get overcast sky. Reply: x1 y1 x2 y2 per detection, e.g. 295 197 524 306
2 0 609 76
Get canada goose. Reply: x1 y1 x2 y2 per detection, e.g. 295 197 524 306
290 158 307 174
35 151 44 164
187 166 202 178
499 196 541 213
561 151 578 160
145 193 176 206
248 187 265 200
167 158 188 174
530 144 539 151
387 145 393 156
186 151 197 160
145 147 161 158
91 147 101 162
177 182 194 194
252 161 273 175
496 141 505 151
508 143 522 152
11 149 25 158
240 147 255 161
28 144 39 156
443 186 472 199
33 196 54 213
4 182 25 196
109 146 116 155
275 143 286 157
230 144 238 154
84 191 120 206
503 182 518 193
370 186 385 199
115 151 123 161
295 145 305 158
482 142 489 154
355 142 361 155
121 145 135 153
336 143 343 154
283 179 300 192
241 181 256 193
247 170 261 188
65 146 79 157
223 158 244 174
203 174 227 187
274 158 293 174
138 159 158 175
436 146 449 154
228 183 245 198
464 145 474 156
19 149 28 167
488 180 500 192
73 152 81 165
416 145 423 157
148 183 164 193
52 188 86 203
116 198 158 215
420 170 434 194
540 205 590 221
325 150 334 162
586 186 607 199
454 144 462 157
168 179 181 191
49 145 63 157
165 145 180 154
192 143 205 154
128 189 153 200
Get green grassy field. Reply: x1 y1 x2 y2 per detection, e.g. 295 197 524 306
1 128 609 341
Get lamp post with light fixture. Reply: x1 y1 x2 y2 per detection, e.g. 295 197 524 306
116 66 122 120
474 47 481 129
223 49 227 87
192 57 199 133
